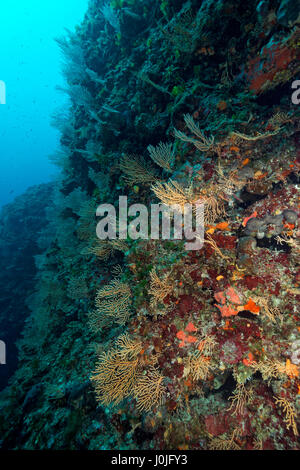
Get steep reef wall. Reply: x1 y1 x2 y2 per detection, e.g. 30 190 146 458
0 0 299 450
0 183 54 391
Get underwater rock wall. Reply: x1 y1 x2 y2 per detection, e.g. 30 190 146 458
0 183 54 391
0 0 299 450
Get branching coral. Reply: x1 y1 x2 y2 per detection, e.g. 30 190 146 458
147 142 174 172
188 351 212 381
84 239 128 260
115 333 143 360
227 383 254 416
251 295 281 323
215 164 246 197
149 268 173 308
95 279 132 325
204 233 230 260
249 358 299 383
151 180 194 209
92 334 165 412
174 114 215 152
276 234 300 254
230 129 280 141
274 397 298 437
267 112 293 129
91 347 140 405
134 368 166 412
208 429 242 450
197 336 217 356
151 179 224 225
120 154 159 185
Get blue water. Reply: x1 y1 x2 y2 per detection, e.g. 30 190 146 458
0 0 88 208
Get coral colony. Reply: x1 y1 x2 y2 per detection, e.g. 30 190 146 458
0 0 299 451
